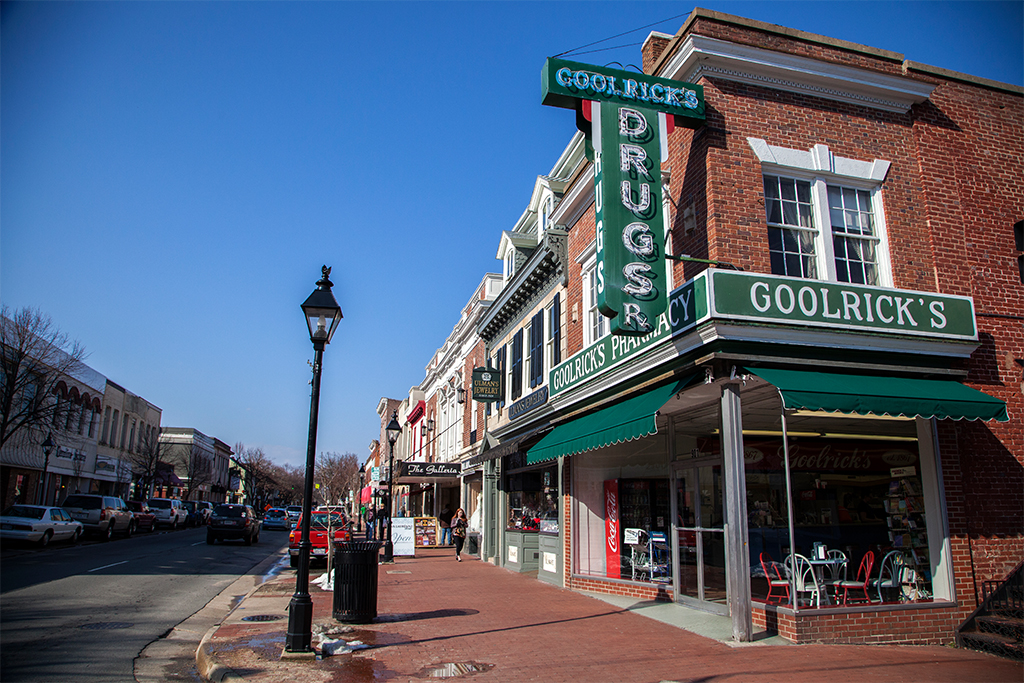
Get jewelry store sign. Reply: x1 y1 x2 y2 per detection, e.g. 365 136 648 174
472 367 502 402
549 270 977 396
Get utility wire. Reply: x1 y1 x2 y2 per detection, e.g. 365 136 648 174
552 11 690 59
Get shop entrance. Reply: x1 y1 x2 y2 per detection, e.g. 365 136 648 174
672 459 728 615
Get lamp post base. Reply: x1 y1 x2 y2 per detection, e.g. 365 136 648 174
285 595 314 653
382 540 394 563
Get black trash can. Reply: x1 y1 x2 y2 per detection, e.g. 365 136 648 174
332 540 383 623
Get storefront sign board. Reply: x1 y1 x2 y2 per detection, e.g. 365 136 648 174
472 367 502 402
508 385 548 421
401 462 460 478
548 269 978 396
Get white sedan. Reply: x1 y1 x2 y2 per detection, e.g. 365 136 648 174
0 505 83 546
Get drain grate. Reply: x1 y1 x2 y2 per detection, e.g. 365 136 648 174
80 622 134 630
241 614 284 622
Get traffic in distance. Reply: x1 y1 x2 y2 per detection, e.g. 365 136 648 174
1 496 351 552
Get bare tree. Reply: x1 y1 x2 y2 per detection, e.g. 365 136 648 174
126 428 163 500
171 442 213 501
234 443 278 511
315 451 360 507
274 464 305 505
0 306 87 450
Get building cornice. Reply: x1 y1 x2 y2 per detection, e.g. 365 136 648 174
660 33 935 114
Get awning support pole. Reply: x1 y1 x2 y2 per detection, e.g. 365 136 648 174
780 401 797 608
721 381 752 642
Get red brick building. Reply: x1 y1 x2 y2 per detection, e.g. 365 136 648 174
475 9 1020 647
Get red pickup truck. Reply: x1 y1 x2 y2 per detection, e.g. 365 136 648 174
288 510 350 567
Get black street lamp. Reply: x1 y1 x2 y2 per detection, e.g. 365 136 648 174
357 470 364 534
38 433 56 506
285 266 342 654
382 410 401 562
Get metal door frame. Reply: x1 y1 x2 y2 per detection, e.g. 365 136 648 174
671 457 729 615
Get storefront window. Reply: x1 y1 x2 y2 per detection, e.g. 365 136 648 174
572 437 670 583
746 437 934 608
506 465 558 533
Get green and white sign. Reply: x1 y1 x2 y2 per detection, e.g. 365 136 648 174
548 270 977 396
542 58 704 337
707 271 977 340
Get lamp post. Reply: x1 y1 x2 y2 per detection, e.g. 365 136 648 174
38 433 56 506
382 410 401 562
357 470 364 535
285 266 342 654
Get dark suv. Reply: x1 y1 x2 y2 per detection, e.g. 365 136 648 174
207 504 261 545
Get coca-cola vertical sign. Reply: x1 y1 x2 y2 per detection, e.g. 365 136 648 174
604 479 620 578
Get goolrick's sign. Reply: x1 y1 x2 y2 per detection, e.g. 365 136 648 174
542 59 704 336
548 270 977 396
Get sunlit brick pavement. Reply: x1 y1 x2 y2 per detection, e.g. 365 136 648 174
200 547 1023 683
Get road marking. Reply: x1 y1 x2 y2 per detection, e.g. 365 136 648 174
88 560 129 573
191 541 206 546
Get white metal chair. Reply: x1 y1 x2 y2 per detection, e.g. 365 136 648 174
786 553 825 607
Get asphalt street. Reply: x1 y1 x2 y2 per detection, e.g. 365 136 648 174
1 524 288 683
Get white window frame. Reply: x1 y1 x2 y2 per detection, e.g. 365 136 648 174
577 243 607 347
749 138 894 287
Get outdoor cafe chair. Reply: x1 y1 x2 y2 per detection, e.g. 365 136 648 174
785 553 825 608
835 550 875 605
759 552 790 604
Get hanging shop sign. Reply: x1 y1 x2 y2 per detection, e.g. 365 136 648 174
548 269 978 396
400 461 461 478
508 385 548 421
542 58 704 337
472 366 503 402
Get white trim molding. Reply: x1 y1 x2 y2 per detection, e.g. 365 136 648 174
661 35 935 114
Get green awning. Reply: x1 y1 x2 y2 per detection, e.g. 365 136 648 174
746 367 1009 422
527 378 693 465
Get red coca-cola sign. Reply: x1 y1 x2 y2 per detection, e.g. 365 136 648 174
604 480 620 578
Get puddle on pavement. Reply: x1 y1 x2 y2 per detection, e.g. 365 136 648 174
415 662 494 678
263 554 291 582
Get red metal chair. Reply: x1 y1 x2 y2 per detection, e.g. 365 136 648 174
835 550 875 605
760 552 790 604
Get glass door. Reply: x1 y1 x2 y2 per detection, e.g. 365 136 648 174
672 459 728 615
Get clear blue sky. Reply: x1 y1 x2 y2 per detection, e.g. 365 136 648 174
3 2 1021 469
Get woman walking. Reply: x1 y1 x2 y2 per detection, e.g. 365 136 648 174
452 508 468 561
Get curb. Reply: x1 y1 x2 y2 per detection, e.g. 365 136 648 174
193 552 286 682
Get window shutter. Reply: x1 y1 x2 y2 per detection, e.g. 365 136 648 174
530 310 544 388
551 293 562 366
511 330 523 401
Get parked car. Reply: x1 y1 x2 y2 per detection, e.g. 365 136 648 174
183 501 212 527
147 498 187 529
195 501 213 524
126 501 157 532
207 504 261 545
1 505 83 546
288 510 350 568
285 505 302 524
62 494 135 540
262 507 290 531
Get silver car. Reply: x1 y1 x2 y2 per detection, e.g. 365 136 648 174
62 494 135 541
1 505 83 546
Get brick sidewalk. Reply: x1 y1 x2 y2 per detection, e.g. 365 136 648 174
202 548 1023 683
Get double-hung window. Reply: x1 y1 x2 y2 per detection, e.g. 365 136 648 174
529 310 544 389
752 139 891 287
